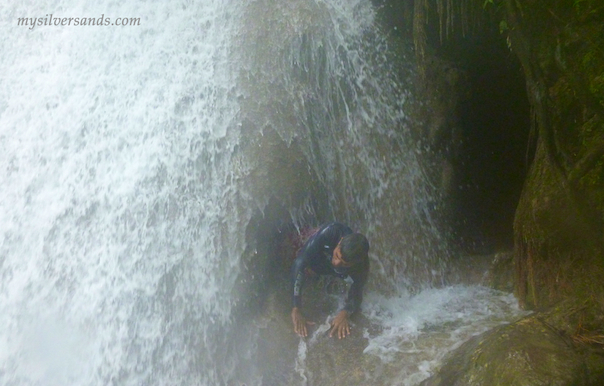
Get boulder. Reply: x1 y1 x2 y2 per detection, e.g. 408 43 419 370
421 301 604 386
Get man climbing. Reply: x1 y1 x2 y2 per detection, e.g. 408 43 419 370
291 222 370 339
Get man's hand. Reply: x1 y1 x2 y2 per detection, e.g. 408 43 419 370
329 310 350 339
291 307 314 337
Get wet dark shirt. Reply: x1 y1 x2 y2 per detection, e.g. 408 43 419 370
291 222 368 314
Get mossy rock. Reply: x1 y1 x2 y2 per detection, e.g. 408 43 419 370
420 303 604 386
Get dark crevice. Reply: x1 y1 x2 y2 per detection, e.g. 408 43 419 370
440 33 533 254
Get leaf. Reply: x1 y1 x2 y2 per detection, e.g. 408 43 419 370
499 20 509 34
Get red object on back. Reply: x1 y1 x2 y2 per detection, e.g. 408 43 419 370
288 226 320 258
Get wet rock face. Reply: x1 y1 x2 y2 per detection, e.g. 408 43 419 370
507 0 604 309
420 305 604 386
421 320 584 386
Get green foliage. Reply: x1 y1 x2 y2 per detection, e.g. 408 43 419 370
573 0 604 16
499 20 508 34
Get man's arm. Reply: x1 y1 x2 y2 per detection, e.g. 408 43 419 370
343 264 368 314
291 254 306 310
330 263 369 339
329 279 363 339
291 251 315 337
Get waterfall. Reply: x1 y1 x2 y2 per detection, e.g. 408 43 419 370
1 1 526 385
235 0 450 290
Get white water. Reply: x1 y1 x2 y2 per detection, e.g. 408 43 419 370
362 285 527 385
1 1 526 385
2 1 246 385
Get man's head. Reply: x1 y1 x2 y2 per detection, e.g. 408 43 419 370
332 233 369 268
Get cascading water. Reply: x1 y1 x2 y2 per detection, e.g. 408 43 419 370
1 1 527 385
236 0 450 291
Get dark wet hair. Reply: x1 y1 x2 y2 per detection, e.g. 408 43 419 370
340 233 369 266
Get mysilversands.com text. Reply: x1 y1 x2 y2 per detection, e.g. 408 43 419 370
18 14 140 30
